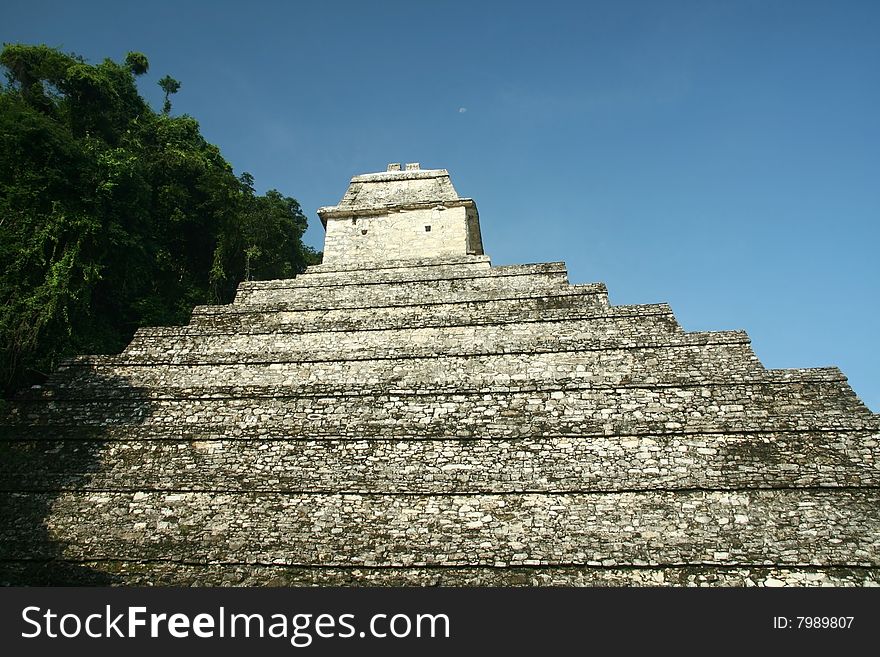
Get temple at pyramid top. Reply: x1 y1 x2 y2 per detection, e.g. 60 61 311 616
317 163 484 264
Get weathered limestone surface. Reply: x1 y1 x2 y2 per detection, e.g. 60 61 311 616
234 263 566 306
4 490 877 565
38 344 767 390
1 164 877 586
2 431 876 492
318 165 483 264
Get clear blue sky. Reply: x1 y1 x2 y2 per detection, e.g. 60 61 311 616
4 0 878 411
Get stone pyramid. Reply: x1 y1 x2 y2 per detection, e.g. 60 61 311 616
2 163 878 586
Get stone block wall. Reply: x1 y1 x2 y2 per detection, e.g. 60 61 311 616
1 254 878 586
317 167 484 265
322 206 471 264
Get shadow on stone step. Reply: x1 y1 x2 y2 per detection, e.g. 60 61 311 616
0 372 153 585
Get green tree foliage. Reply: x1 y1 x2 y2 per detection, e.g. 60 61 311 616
0 44 320 396
124 52 149 76
157 74 180 115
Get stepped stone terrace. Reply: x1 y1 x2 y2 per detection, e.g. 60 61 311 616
1 163 878 586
